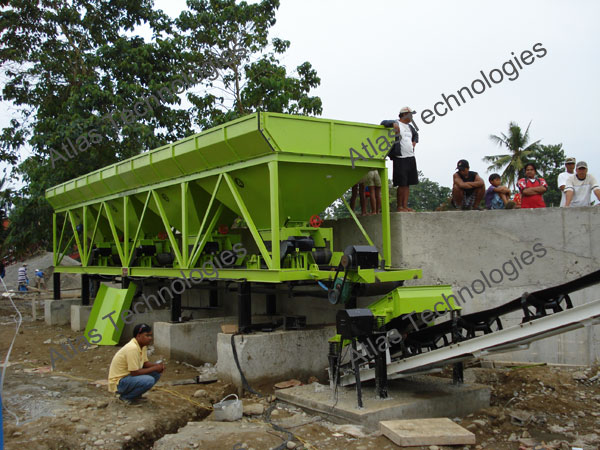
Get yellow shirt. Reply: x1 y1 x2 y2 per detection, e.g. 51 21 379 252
107 338 149 392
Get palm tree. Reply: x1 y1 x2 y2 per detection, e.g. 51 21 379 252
483 121 541 190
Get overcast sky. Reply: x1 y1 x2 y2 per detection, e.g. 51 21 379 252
3 0 599 190
259 0 600 187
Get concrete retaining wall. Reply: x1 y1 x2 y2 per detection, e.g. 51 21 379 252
329 206 600 365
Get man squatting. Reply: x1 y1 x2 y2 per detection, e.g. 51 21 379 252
108 323 164 405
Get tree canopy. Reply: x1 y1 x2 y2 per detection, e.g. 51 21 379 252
178 0 322 129
483 121 541 190
0 0 322 256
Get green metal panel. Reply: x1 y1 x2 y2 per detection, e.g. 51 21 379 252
45 112 390 212
368 285 459 324
259 113 392 158
329 285 460 344
84 282 137 346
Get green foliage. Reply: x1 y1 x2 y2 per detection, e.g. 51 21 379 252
0 0 322 254
0 0 195 251
527 143 566 207
404 172 452 212
483 121 541 190
178 0 322 129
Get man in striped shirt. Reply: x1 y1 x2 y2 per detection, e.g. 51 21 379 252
18 263 28 291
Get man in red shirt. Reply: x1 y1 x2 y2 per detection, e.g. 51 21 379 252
517 163 548 208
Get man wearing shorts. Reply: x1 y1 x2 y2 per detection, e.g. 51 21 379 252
363 170 382 214
381 107 419 212
452 160 485 210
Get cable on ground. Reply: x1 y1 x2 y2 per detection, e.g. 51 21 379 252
230 332 318 450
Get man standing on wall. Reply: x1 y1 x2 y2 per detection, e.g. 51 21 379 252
517 163 548 209
381 107 419 212
564 161 600 207
108 323 165 405
558 157 576 207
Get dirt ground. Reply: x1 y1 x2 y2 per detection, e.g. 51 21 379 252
1 293 599 450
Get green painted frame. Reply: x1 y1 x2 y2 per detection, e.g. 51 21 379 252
49 112 413 284
51 153 411 283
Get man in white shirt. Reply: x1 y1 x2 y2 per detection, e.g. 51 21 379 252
564 161 600 207
388 107 419 212
558 157 576 207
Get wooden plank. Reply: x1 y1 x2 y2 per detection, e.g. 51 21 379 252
380 418 476 447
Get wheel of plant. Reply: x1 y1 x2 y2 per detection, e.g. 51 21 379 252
309 214 323 228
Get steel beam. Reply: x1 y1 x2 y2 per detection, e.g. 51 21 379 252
53 272 61 300
81 274 90 306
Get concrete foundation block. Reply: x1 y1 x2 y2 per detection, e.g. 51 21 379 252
217 326 336 388
45 299 81 326
154 316 236 365
276 376 491 432
119 309 171 345
71 305 93 331
154 314 282 365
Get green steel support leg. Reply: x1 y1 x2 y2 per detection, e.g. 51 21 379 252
56 214 68 266
189 174 223 263
341 197 377 250
224 173 273 269
151 191 184 268
57 235 75 267
82 206 88 267
68 210 85 265
189 204 224 268
102 201 125 266
181 182 189 267
53 213 57 266
268 161 280 270
85 204 104 266
127 192 151 265
380 167 392 267
123 198 129 269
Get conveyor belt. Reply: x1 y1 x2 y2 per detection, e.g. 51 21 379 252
340 269 600 386
341 298 600 385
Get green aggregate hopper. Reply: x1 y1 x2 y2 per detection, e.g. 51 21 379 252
46 112 406 283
